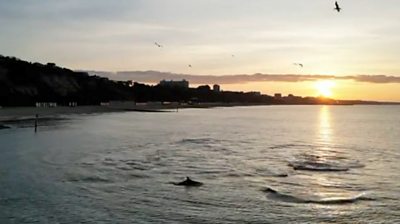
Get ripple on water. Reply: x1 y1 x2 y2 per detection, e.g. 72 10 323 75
288 150 365 172
269 143 315 150
261 187 374 205
178 138 222 144
65 173 112 183
69 155 155 186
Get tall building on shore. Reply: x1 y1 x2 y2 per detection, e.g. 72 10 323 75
213 84 220 92
159 79 189 88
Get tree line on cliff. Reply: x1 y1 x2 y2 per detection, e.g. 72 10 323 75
0 55 340 107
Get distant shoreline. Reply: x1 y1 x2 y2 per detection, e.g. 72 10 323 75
1 103 399 123
0 103 264 122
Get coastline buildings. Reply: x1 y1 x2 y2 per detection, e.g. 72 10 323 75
35 102 57 108
159 79 189 88
248 91 261 96
274 93 282 99
213 84 220 92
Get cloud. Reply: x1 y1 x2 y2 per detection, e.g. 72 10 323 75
349 75 400 83
87 70 400 85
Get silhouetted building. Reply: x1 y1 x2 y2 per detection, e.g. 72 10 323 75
159 79 189 88
36 102 57 108
197 85 211 91
213 84 220 92
249 91 261 96
285 94 303 104
274 93 282 99
68 102 78 107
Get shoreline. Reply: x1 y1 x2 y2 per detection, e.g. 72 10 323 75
1 102 396 123
0 103 267 122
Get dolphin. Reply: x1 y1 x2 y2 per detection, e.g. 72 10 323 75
262 187 278 194
173 177 203 187
0 124 10 129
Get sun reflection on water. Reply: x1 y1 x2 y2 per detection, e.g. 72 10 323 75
313 105 338 167
306 106 361 216
318 105 332 146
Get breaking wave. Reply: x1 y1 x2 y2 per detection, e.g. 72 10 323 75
288 153 365 172
288 161 350 172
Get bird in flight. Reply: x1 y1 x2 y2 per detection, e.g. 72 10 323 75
188 64 192 68
154 42 163 48
334 1 342 12
293 63 304 68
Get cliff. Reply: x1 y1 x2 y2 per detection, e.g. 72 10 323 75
0 55 134 106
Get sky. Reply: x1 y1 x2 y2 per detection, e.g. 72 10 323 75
0 0 399 101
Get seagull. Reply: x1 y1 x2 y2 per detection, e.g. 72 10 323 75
334 1 342 12
154 42 163 48
293 63 304 68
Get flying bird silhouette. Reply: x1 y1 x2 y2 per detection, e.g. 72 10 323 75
154 42 163 48
334 1 342 12
188 64 192 68
293 63 304 68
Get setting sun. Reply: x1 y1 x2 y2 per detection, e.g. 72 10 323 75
315 80 336 97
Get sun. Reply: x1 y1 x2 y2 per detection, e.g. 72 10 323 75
315 80 336 97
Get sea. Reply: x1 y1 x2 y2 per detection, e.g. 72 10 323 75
1 105 399 223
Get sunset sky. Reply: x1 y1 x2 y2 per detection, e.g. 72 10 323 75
1 0 399 101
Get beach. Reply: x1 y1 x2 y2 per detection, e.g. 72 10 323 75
0 103 268 123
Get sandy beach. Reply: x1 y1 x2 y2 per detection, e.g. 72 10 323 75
0 106 118 122
0 103 268 123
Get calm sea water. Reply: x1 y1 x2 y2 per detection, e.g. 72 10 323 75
1 106 400 223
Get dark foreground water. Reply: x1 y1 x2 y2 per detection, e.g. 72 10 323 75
1 106 400 223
